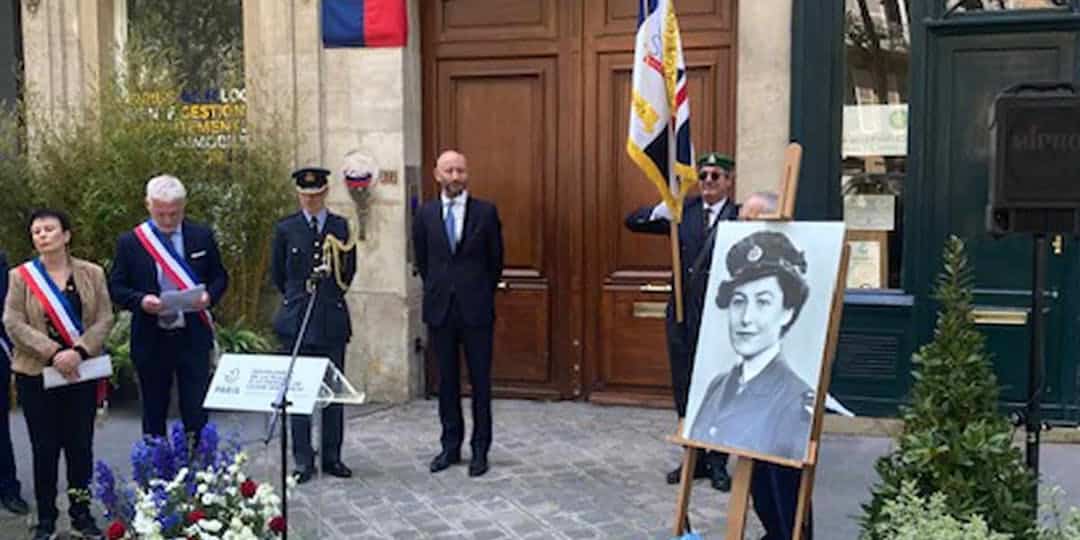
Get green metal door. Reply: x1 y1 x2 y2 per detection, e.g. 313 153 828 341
909 5 1080 421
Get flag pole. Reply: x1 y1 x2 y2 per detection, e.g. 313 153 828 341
670 215 684 323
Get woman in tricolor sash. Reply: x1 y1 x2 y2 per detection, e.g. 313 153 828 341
3 209 113 540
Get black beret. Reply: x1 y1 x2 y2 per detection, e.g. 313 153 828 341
716 231 809 317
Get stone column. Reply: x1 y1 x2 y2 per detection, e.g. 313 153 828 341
243 0 424 403
735 0 793 199
20 0 122 142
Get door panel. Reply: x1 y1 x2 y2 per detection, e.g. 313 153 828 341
925 32 1073 405
423 0 736 404
433 57 560 395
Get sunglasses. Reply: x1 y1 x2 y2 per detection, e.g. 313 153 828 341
699 171 731 181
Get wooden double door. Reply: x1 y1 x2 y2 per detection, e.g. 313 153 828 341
421 0 737 404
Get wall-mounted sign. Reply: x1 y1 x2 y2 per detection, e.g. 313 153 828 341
843 104 908 157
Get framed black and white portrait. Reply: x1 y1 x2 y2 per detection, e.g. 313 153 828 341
681 221 846 464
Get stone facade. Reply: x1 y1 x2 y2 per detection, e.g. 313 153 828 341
242 0 425 403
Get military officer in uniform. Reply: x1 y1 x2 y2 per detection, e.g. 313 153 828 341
625 152 738 491
688 230 813 462
272 167 357 484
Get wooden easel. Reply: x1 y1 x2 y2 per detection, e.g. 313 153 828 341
668 143 851 540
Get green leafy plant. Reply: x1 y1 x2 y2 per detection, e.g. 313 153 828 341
867 481 1011 540
104 312 134 391
1038 487 1080 540
861 236 1037 539
214 319 274 354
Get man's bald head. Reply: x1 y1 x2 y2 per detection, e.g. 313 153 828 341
434 149 469 198
739 191 779 220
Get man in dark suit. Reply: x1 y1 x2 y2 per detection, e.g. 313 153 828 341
413 149 504 478
109 175 229 437
0 250 29 515
624 152 738 491
271 167 357 484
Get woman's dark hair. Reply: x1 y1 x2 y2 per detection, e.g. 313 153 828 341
27 208 73 234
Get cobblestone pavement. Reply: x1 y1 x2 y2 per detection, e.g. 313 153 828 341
4 398 1080 538
274 399 759 539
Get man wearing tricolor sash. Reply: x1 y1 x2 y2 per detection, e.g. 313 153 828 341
109 175 229 438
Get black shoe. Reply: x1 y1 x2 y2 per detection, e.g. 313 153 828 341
429 451 461 473
30 523 55 540
70 513 102 539
322 461 353 478
709 464 732 492
0 492 29 515
293 466 315 485
665 460 710 485
468 455 488 478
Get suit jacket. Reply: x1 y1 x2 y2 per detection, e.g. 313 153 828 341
688 352 814 462
412 196 504 327
271 211 357 348
625 196 738 347
108 220 228 361
3 257 114 376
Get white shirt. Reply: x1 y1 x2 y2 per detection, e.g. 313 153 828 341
649 198 728 227
703 198 728 229
441 191 468 244
739 342 781 387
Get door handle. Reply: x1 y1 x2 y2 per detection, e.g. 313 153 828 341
971 307 1028 326
1052 235 1063 255
640 283 672 293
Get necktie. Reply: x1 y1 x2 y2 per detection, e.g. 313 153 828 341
705 206 716 230
444 201 457 254
310 216 322 266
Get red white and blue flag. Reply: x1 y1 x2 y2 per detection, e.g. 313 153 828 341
133 221 213 329
323 0 408 48
17 258 84 347
626 0 697 223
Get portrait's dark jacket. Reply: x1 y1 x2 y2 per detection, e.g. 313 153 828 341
109 220 229 360
271 211 357 348
688 352 814 462
412 196 504 327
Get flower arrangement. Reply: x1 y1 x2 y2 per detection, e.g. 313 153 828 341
93 421 288 540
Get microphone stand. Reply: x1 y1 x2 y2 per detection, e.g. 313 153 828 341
265 272 324 540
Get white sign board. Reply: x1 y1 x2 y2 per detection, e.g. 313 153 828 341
842 104 908 157
843 194 896 231
203 354 329 415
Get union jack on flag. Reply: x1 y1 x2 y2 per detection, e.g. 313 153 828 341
626 0 697 223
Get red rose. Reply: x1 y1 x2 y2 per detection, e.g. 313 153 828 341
240 479 258 498
269 516 286 534
186 509 206 524
106 520 126 540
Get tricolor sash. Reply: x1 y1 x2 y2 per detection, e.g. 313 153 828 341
17 258 83 347
132 221 213 328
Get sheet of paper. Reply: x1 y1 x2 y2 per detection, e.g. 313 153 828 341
160 284 206 313
42 355 113 389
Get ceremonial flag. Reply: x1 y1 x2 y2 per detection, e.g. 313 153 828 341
626 0 697 222
323 0 408 48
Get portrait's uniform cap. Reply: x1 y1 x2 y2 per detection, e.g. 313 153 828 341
697 152 734 171
716 230 808 308
292 167 331 194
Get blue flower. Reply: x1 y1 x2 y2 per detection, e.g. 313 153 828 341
93 461 118 518
196 422 220 469
169 421 190 473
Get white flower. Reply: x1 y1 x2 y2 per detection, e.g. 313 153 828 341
197 483 209 494
202 493 217 506
199 519 224 533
